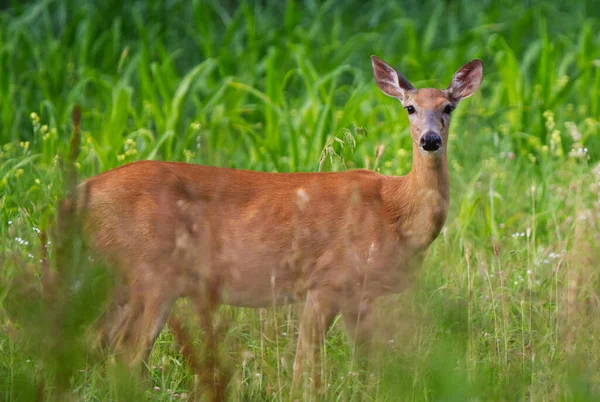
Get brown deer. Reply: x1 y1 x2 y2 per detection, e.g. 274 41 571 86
70 55 482 384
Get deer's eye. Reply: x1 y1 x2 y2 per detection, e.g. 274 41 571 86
444 105 454 114
406 105 416 115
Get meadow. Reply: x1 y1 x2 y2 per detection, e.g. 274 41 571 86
1 0 600 400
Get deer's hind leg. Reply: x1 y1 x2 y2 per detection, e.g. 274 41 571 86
100 269 180 371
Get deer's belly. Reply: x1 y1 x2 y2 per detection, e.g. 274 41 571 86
210 238 424 308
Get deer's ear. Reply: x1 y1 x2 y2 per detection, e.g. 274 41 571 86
371 55 414 102
448 59 483 101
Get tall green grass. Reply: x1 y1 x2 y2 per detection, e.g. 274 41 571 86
1 0 600 400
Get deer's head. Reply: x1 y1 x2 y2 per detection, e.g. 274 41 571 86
371 56 483 156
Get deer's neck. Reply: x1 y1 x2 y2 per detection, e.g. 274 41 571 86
407 141 449 201
384 142 450 249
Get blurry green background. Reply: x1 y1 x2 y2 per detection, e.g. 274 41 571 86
1 0 600 400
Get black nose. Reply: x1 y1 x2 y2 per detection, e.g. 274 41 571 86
420 132 442 151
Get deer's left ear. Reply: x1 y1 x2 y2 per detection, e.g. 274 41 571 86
448 59 483 102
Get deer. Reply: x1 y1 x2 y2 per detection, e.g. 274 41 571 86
65 55 482 386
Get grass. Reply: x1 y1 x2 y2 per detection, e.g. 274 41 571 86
1 0 600 400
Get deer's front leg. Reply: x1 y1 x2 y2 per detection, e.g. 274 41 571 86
342 295 373 361
292 289 340 388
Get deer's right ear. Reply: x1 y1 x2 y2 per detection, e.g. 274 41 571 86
371 55 414 102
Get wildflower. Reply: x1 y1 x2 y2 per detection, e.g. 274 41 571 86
572 147 588 158
153 386 160 392
15 237 29 246
565 122 582 142
183 149 196 163
543 110 555 131
550 130 563 157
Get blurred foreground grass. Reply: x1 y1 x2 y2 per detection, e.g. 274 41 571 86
1 0 600 400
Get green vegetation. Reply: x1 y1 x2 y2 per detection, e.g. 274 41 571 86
1 0 600 400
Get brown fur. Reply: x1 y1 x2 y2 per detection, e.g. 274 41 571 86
74 56 483 383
